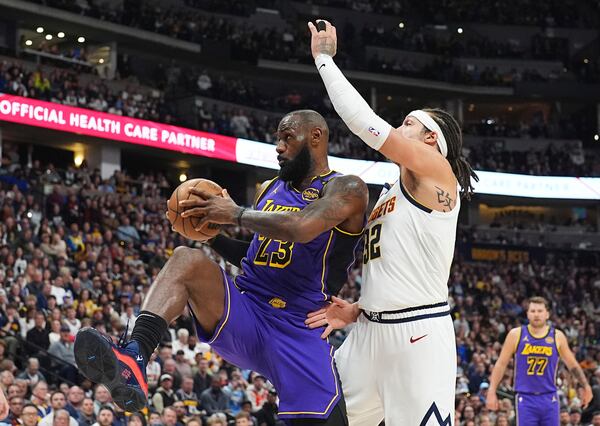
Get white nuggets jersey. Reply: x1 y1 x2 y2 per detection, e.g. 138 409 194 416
359 179 460 311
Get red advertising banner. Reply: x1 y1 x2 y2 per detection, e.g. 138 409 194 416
0 94 237 161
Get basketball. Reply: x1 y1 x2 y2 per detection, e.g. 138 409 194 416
167 178 223 241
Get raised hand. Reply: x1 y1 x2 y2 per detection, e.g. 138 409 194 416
308 20 337 60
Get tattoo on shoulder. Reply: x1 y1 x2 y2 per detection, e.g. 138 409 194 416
434 186 454 212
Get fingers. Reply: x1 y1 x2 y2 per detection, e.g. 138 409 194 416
320 325 334 339
307 318 328 329
181 207 206 218
306 308 327 319
331 295 349 305
188 187 214 199
194 215 210 231
179 198 208 209
307 21 317 36
305 313 327 327
222 189 231 199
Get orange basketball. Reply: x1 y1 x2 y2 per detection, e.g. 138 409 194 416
166 178 223 242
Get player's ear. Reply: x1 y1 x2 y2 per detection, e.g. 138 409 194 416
424 131 438 148
311 127 322 146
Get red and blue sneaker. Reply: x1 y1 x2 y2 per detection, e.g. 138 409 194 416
75 327 148 412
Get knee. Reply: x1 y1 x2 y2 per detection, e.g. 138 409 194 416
171 246 212 271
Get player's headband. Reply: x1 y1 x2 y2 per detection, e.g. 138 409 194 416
408 110 448 158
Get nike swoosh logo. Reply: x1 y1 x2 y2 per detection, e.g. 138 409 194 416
410 334 428 344
319 64 326 70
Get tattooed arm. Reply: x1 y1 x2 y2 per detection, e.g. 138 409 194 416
556 330 593 408
181 175 368 244
434 186 456 212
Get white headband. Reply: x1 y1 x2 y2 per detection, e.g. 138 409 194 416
408 110 448 158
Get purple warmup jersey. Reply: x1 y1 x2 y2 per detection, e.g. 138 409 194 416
235 172 362 314
514 325 560 394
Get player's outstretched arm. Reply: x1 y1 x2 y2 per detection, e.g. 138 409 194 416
556 330 593 408
0 386 8 419
487 327 520 411
308 20 450 178
180 175 367 243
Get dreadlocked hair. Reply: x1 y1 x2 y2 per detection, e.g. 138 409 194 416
422 108 479 200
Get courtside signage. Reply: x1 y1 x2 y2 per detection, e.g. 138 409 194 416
0 94 237 161
1 94 598 199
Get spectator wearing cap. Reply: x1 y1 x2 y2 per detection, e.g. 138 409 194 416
152 375 178 414
173 351 192 379
47 325 77 383
253 390 280 426
245 375 268 411
199 376 229 417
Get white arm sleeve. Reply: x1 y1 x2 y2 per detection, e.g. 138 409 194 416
315 54 392 150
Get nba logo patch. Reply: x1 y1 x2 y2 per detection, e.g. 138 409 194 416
545 337 554 344
302 188 320 202
368 127 380 137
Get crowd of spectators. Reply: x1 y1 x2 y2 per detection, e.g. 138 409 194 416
309 0 600 29
0 61 176 125
0 141 599 426
2 56 598 176
24 0 600 85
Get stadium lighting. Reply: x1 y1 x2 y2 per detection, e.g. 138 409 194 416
78 36 86 43
457 27 464 34
99 58 105 64
584 58 589 64
25 40 33 46
36 27 44 33
45 34 53 40
179 173 188 182
595 134 599 141
26 211 33 218
74 153 85 167
398 22 405 29
58 32 65 38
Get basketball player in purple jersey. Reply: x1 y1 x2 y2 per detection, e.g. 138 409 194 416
74 110 367 424
487 297 593 425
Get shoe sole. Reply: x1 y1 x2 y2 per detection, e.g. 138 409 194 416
75 328 147 411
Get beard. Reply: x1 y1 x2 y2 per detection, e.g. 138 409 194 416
278 145 312 184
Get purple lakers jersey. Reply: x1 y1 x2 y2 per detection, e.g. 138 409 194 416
514 325 560 394
235 172 363 314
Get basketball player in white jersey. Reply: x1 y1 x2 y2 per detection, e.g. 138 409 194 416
305 20 479 425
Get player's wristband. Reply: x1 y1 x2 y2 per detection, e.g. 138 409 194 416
315 54 392 150
237 207 247 226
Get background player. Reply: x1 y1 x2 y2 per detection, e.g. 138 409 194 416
486 296 593 425
305 20 478 425
75 109 368 424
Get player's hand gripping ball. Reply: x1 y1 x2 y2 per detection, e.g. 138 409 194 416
166 178 223 242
